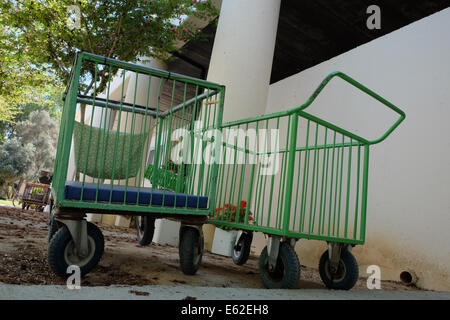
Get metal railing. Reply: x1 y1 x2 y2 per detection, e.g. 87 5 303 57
52 52 225 216
210 72 405 244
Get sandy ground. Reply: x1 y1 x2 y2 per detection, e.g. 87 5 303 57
0 205 423 291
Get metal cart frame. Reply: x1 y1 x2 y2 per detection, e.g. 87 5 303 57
48 52 224 277
48 53 405 290
209 72 405 289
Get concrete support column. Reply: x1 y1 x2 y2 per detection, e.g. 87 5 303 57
206 0 281 122
205 0 281 253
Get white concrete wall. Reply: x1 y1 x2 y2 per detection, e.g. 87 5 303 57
261 8 450 291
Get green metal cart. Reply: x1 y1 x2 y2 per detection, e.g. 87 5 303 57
209 71 405 290
48 52 224 277
48 53 404 291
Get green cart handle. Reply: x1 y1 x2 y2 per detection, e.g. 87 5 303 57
296 71 406 145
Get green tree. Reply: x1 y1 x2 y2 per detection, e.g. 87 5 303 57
0 20 62 126
0 0 217 95
0 89 63 143
16 110 59 177
0 138 35 199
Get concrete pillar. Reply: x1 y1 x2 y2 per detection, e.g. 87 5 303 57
206 0 281 122
205 0 281 253
125 58 167 109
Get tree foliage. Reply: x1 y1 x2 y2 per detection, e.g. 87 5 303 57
0 23 62 123
0 0 218 95
0 137 35 196
0 90 63 143
16 110 59 176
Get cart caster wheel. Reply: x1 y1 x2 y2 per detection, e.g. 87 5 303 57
318 249 359 290
48 213 62 242
48 222 104 278
136 216 155 246
21 203 26 210
258 242 300 289
179 227 203 275
232 231 253 265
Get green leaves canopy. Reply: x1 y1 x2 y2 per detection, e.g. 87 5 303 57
0 0 217 95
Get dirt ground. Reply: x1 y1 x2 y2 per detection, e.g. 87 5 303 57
0 205 420 291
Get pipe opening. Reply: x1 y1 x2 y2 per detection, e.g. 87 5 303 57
400 270 417 285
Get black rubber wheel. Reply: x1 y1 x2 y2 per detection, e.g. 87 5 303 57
48 222 104 278
21 202 26 210
136 216 155 246
179 227 203 275
318 249 359 290
232 231 253 265
258 242 300 289
48 213 62 242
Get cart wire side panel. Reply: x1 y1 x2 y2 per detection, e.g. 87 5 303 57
52 52 225 217
209 72 405 245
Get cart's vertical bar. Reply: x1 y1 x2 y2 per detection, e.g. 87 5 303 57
196 92 209 207
308 122 319 234
282 113 298 233
93 64 112 197
259 119 270 226
344 139 353 238
300 120 311 232
293 146 302 231
136 75 153 204
327 131 337 236
204 88 213 196
216 128 228 217
80 63 99 202
109 70 127 202
151 78 164 193
245 121 258 225
236 122 249 222
360 145 370 242
336 134 345 237
277 116 291 229
255 120 267 225
55 53 83 206
186 85 199 195
96 65 117 202
332 138 341 236
206 86 224 215
353 145 361 240
124 72 140 203
318 127 328 234
266 117 280 228
178 82 188 198
161 79 176 206
226 124 240 221
321 135 331 235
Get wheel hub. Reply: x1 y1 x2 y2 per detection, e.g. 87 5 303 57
64 236 95 267
325 259 347 282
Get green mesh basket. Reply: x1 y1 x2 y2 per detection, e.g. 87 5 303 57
73 121 147 180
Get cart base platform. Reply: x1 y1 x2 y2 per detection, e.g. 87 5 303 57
64 181 208 209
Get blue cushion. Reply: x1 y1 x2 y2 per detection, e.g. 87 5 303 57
64 181 208 209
